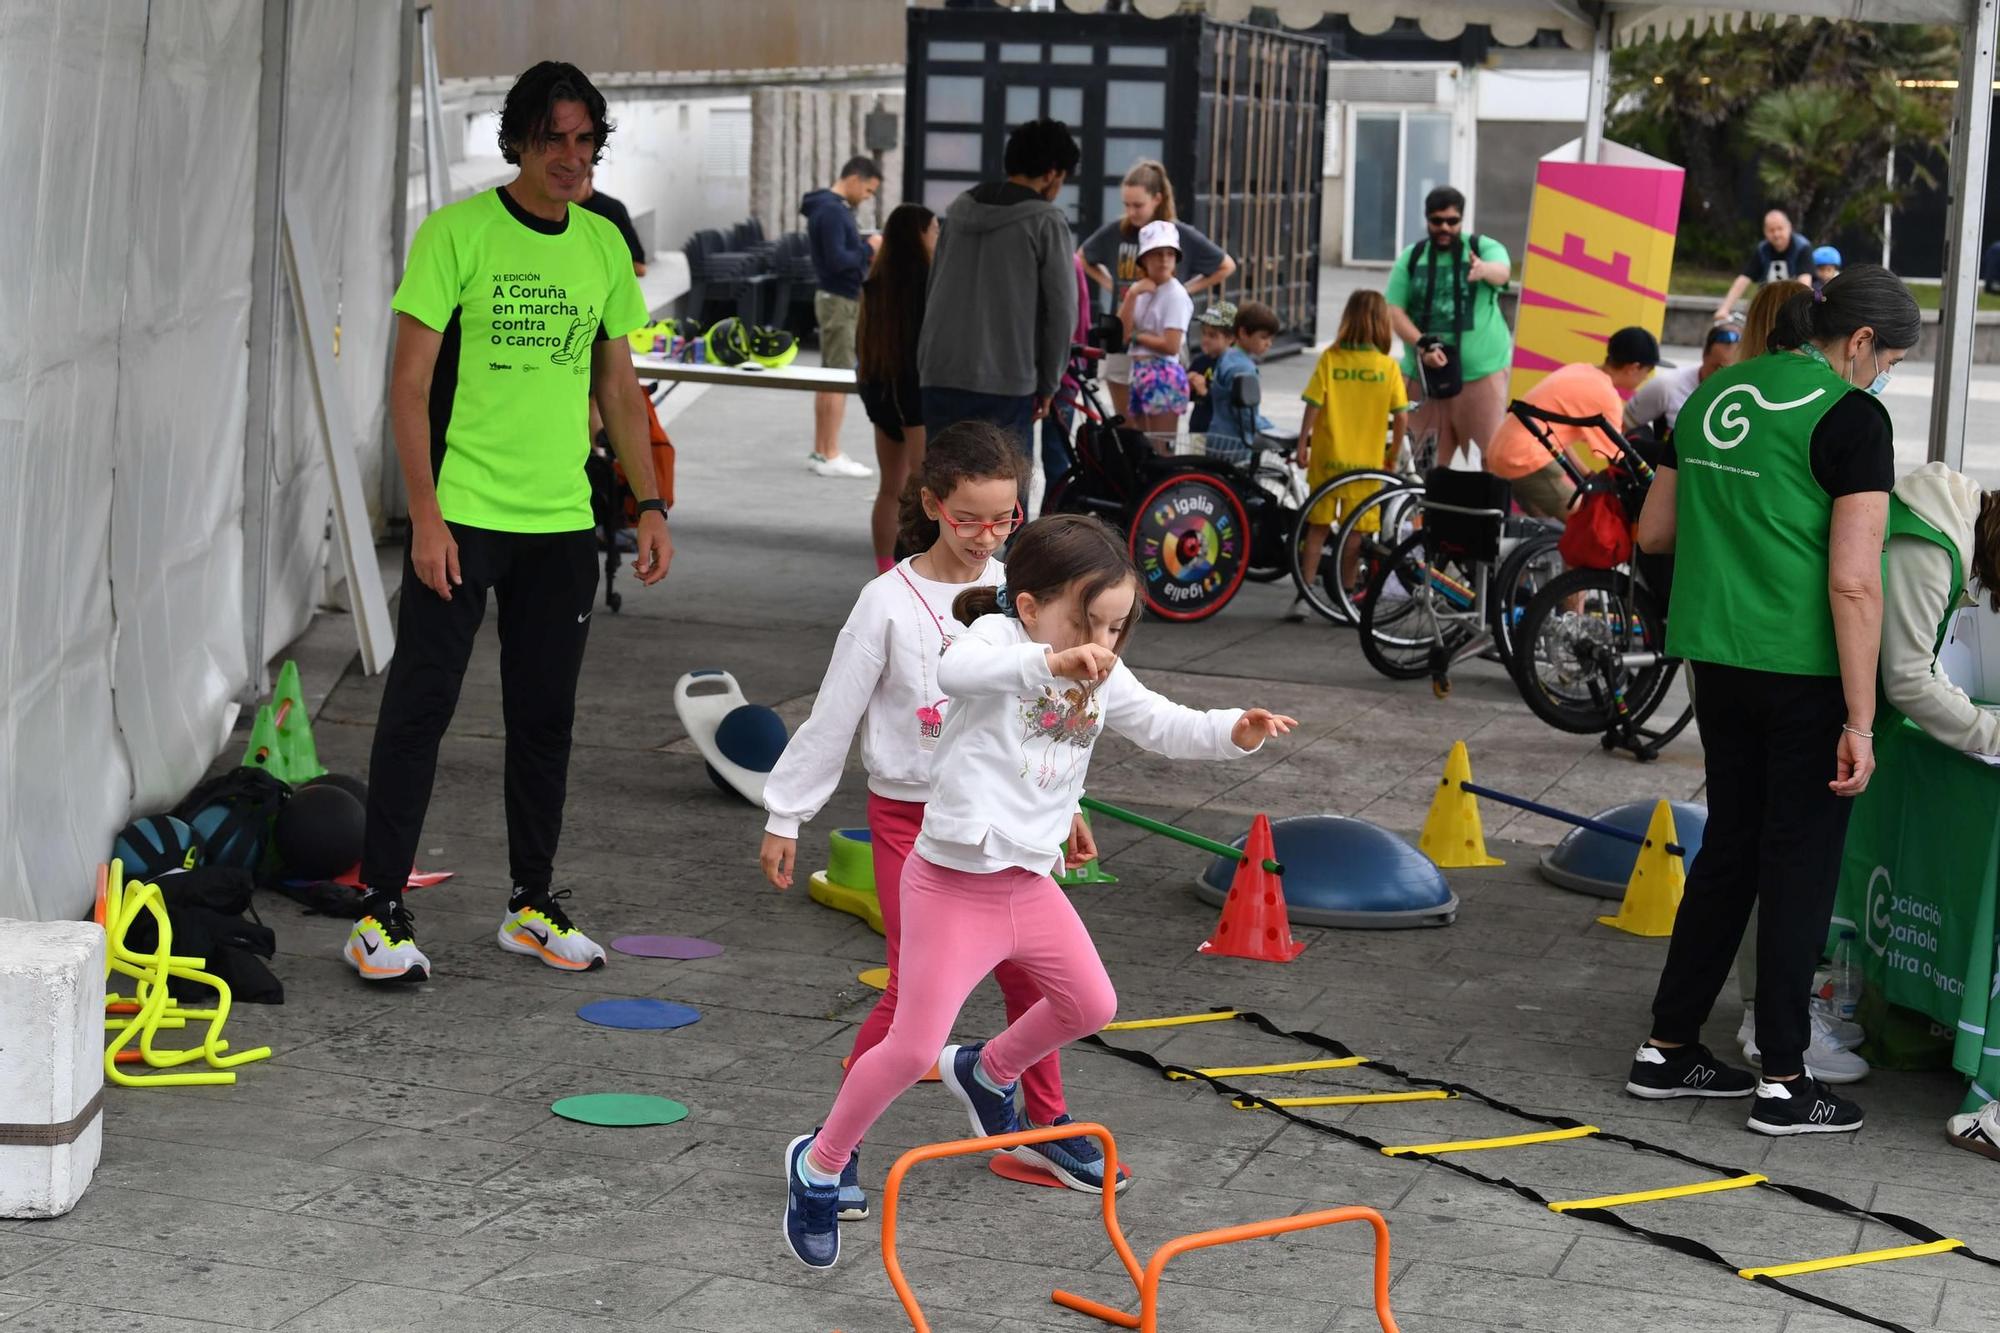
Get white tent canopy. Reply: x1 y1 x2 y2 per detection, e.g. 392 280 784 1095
1063 0 1997 470
1064 1 1963 46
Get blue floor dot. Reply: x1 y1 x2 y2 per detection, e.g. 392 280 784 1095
576 998 700 1030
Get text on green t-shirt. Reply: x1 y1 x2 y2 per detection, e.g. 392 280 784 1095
392 188 647 533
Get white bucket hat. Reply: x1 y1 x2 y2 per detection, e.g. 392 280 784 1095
1136 219 1181 261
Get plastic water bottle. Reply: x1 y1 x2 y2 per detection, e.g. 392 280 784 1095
1829 929 1862 1022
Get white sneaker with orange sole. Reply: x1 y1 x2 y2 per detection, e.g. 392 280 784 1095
497 890 606 971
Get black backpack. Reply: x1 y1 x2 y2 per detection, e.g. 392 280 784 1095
172 767 291 872
121 866 284 1005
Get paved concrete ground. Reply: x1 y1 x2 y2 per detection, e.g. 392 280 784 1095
8 277 1998 1332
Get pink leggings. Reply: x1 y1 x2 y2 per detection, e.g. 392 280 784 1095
846 795 1068 1127
814 848 1117 1172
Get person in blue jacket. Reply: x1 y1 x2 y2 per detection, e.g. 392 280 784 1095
801 157 884 479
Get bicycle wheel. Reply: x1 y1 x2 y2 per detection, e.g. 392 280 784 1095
1128 472 1251 622
1286 470 1411 625
1487 530 1563 668
1358 530 1480 681
1511 567 1673 734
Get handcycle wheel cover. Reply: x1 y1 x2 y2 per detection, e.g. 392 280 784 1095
1129 472 1250 622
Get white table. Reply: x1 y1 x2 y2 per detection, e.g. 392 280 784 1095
632 359 858 394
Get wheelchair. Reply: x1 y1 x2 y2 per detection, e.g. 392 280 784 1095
1043 344 1304 622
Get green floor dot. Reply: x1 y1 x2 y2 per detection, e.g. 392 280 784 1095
551 1093 689 1127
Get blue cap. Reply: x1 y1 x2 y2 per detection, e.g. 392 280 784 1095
1812 245 1842 267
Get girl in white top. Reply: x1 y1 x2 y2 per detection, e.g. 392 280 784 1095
1120 218 1195 443
760 423 1109 1221
780 513 1295 1270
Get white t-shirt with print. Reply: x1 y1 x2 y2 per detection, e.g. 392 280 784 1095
1130 278 1193 361
916 613 1255 876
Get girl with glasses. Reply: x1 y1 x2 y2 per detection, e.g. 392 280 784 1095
779 512 1294 1269
760 422 1114 1226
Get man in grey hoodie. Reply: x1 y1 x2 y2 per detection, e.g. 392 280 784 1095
918 119 1081 471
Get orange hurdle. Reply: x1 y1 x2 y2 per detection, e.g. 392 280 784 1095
879 1123 1398 1333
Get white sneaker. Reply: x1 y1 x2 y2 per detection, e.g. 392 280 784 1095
1743 1007 1869 1084
344 897 429 984
498 890 606 972
1810 996 1865 1051
1946 1100 2000 1162
1736 1006 1755 1062
808 452 874 479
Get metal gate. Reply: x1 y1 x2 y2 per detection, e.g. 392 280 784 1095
905 9 1327 350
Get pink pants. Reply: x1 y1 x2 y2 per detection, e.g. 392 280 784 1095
846 795 1067 1128
814 849 1117 1171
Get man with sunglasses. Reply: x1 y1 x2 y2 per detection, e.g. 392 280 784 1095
1624 321 1743 439
1384 186 1513 468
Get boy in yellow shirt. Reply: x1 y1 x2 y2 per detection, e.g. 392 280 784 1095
1292 290 1409 616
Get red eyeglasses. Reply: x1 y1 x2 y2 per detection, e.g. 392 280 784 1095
940 504 1024 540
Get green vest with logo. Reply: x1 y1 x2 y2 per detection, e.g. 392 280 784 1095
1666 351 1879 676
1878 494 1965 729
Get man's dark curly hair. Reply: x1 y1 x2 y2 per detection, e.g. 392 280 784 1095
498 61 614 166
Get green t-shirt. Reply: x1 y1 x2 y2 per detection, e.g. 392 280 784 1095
392 187 647 533
1384 235 1513 382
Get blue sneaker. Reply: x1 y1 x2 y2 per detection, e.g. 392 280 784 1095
939 1042 1020 1140
837 1149 869 1221
782 1133 840 1269
1014 1115 1131 1195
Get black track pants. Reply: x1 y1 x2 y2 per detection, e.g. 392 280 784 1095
361 524 597 896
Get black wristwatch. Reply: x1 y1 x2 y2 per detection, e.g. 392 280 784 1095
635 498 668 519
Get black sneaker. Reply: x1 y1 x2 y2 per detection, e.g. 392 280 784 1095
1747 1076 1864 1136
1624 1042 1757 1100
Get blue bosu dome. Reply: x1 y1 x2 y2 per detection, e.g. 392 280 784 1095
1537 801 1708 900
1195 815 1457 930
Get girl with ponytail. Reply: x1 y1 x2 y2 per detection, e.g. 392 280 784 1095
762 423 1112 1225
779 512 1294 1270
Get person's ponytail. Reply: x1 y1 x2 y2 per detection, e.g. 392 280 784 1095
1767 289 1818 352
953 586 1003 623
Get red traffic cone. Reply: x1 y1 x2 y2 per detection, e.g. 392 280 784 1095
1197 814 1306 963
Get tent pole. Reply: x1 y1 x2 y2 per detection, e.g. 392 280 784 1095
240 0 292 708
382 0 417 527
1930 0 1998 468
1581 3 1612 164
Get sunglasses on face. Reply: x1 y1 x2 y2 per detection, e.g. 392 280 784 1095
1427 214 1462 226
1710 329 1741 344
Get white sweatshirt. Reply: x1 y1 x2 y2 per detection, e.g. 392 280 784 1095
1882 462 2000 754
917 613 1256 876
762 557 1005 839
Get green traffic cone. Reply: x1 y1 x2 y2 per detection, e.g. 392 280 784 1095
1054 810 1118 886
272 660 326 782
242 704 289 782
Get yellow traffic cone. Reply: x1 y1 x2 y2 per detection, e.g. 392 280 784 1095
1597 800 1685 937
1418 741 1504 868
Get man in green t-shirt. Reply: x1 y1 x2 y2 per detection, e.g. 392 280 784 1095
346 62 668 987
1384 185 1513 468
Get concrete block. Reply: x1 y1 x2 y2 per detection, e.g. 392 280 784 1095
0 918 105 1217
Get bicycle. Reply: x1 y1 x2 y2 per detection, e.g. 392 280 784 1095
1355 469 1561 694
1284 417 1433 626
1500 402 1692 761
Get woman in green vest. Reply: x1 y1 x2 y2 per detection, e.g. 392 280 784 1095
1879 460 2000 1161
1621 265 1918 1137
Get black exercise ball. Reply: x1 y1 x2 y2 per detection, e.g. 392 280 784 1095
303 772 369 808
274 782 365 880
